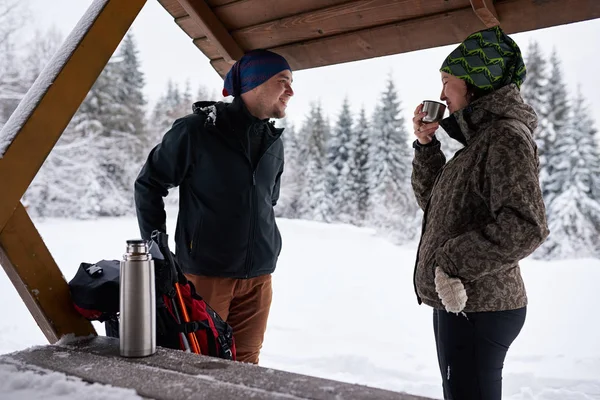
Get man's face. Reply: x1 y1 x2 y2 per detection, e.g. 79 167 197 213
245 70 294 119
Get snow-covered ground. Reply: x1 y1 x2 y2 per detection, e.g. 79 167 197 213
1 216 599 399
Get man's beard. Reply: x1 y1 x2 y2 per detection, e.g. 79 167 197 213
269 104 286 119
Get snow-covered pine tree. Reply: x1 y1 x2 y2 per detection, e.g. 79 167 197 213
521 41 549 136
196 84 212 102
0 40 25 128
592 125 600 203
275 118 302 218
109 33 148 203
26 33 149 218
150 81 180 146
296 102 330 222
353 106 371 225
0 0 26 128
86 33 148 216
115 33 147 144
56 58 131 217
536 89 600 259
541 49 570 208
22 29 66 216
367 76 418 242
327 98 357 223
521 41 551 196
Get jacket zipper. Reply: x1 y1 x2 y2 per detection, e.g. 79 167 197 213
412 149 465 304
244 172 256 278
243 128 279 278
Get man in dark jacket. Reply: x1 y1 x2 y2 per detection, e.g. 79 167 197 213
134 49 293 364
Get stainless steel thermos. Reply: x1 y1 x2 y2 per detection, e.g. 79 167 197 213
119 239 156 357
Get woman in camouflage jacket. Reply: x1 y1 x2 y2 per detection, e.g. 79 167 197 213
411 26 549 400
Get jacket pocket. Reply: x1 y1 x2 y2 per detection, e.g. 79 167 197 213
275 223 283 257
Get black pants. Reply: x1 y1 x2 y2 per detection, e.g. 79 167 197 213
433 307 526 400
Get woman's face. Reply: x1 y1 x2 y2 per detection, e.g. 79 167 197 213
440 72 469 114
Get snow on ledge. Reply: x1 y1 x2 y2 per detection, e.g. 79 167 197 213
0 0 109 159
0 356 142 399
55 334 98 347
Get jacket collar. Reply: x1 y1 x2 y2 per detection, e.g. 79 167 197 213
227 97 284 139
440 84 537 146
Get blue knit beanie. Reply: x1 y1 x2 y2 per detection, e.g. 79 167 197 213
222 49 291 97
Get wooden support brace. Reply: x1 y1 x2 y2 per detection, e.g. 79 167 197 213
0 0 146 343
177 0 244 63
0 203 95 343
470 0 500 27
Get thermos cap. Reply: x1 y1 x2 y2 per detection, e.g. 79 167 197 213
125 240 150 260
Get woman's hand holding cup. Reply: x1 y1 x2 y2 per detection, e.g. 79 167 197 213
413 103 439 145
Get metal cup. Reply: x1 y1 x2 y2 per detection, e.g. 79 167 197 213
422 100 447 123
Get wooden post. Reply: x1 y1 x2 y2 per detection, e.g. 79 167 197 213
0 0 147 343
0 203 95 343
470 0 500 27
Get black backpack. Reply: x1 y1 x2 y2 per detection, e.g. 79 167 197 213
68 232 235 360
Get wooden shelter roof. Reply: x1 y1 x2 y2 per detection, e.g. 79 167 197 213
1 0 600 365
156 0 600 78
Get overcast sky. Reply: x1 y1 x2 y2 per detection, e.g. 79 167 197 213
24 0 600 130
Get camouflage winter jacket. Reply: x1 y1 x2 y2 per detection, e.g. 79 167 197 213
411 84 549 312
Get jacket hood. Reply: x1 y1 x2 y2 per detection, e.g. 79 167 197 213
441 84 538 146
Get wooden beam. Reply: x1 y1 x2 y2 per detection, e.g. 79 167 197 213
193 37 222 59
0 203 95 343
207 0 600 73
207 0 239 6
229 0 471 50
0 0 146 344
175 15 207 39
157 0 188 18
470 0 499 27
157 0 238 18
213 0 351 30
272 6 479 71
0 0 147 235
498 0 600 33
210 58 234 77
176 0 244 62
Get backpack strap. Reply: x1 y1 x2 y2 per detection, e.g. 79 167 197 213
179 320 211 335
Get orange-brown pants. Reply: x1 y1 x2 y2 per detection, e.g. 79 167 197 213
185 273 272 364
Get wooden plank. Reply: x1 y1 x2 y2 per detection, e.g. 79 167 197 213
0 0 147 234
157 0 187 18
210 57 233 77
175 15 207 38
177 0 244 62
207 0 600 73
6 337 434 400
193 37 222 59
207 0 239 6
230 0 472 50
213 0 353 30
0 203 95 343
471 0 499 27
497 0 600 33
209 6 478 73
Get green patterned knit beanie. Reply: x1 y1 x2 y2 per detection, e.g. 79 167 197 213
440 26 526 93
